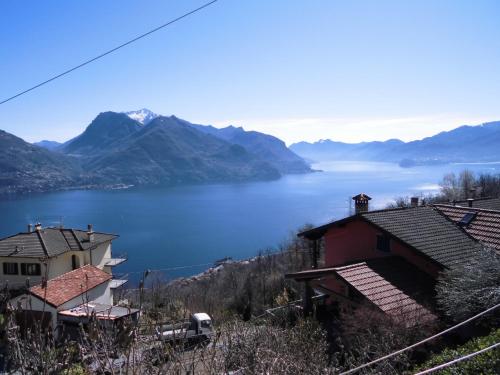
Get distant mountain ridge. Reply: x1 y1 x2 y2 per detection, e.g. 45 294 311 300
188 123 311 174
1 110 311 194
33 140 62 150
61 112 142 157
0 131 82 194
290 121 500 166
124 108 159 125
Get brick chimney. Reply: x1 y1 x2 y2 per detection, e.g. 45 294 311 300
87 224 94 242
352 193 372 214
467 198 474 208
411 197 419 207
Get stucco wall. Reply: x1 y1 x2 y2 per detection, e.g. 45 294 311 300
58 281 112 310
12 294 59 331
90 242 112 271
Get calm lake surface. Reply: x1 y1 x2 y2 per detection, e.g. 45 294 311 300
1 161 498 283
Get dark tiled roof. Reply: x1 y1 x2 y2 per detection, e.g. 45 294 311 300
30 265 112 307
299 205 484 269
335 257 436 321
0 227 117 258
455 198 500 211
363 206 482 269
434 204 500 250
285 267 338 280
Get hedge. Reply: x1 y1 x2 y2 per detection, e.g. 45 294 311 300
414 328 500 374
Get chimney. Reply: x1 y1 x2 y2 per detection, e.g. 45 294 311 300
352 193 372 214
27 224 33 233
467 198 474 208
34 223 42 232
410 197 419 208
87 224 94 242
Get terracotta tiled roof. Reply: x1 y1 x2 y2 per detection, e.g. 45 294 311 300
0 227 117 258
335 257 436 321
435 204 500 250
30 265 111 307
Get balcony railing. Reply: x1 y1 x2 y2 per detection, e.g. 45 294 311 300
110 274 129 289
104 252 127 267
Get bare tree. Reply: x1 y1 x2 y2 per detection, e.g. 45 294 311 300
459 169 476 199
441 172 460 201
436 248 500 322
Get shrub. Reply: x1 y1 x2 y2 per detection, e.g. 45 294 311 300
414 328 500 374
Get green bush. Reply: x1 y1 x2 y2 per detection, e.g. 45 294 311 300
414 329 500 374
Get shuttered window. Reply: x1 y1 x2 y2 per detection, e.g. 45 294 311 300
21 263 41 276
3 263 18 275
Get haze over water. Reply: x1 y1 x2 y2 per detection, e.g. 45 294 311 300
1 161 498 283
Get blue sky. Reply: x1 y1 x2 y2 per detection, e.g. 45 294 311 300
1 0 500 144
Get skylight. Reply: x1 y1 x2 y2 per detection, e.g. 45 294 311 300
458 212 477 227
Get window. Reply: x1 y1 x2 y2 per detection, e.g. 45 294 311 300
3 262 19 275
201 320 212 329
459 212 477 227
21 263 41 276
376 234 390 252
71 255 80 270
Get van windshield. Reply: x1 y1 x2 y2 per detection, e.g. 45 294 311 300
201 319 212 329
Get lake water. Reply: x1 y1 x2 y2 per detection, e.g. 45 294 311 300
1 161 498 284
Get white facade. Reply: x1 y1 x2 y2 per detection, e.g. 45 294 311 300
0 242 114 288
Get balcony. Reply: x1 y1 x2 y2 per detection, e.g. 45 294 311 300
110 277 128 289
104 252 127 267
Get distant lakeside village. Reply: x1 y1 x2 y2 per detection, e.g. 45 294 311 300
0 183 499 372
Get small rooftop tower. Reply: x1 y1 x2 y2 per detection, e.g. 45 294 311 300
352 193 372 214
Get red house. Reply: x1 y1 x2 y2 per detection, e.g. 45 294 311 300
286 195 500 321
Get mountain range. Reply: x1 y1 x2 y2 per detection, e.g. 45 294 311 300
0 110 311 194
3 112 500 195
290 121 500 166
0 130 82 194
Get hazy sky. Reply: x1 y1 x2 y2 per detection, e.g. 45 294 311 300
1 0 500 145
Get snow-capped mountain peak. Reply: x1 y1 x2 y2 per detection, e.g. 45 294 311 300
124 108 159 125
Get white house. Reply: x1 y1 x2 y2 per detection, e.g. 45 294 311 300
0 223 127 290
11 265 138 338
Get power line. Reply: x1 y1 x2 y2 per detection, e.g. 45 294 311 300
414 342 500 375
339 302 500 375
0 0 219 106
